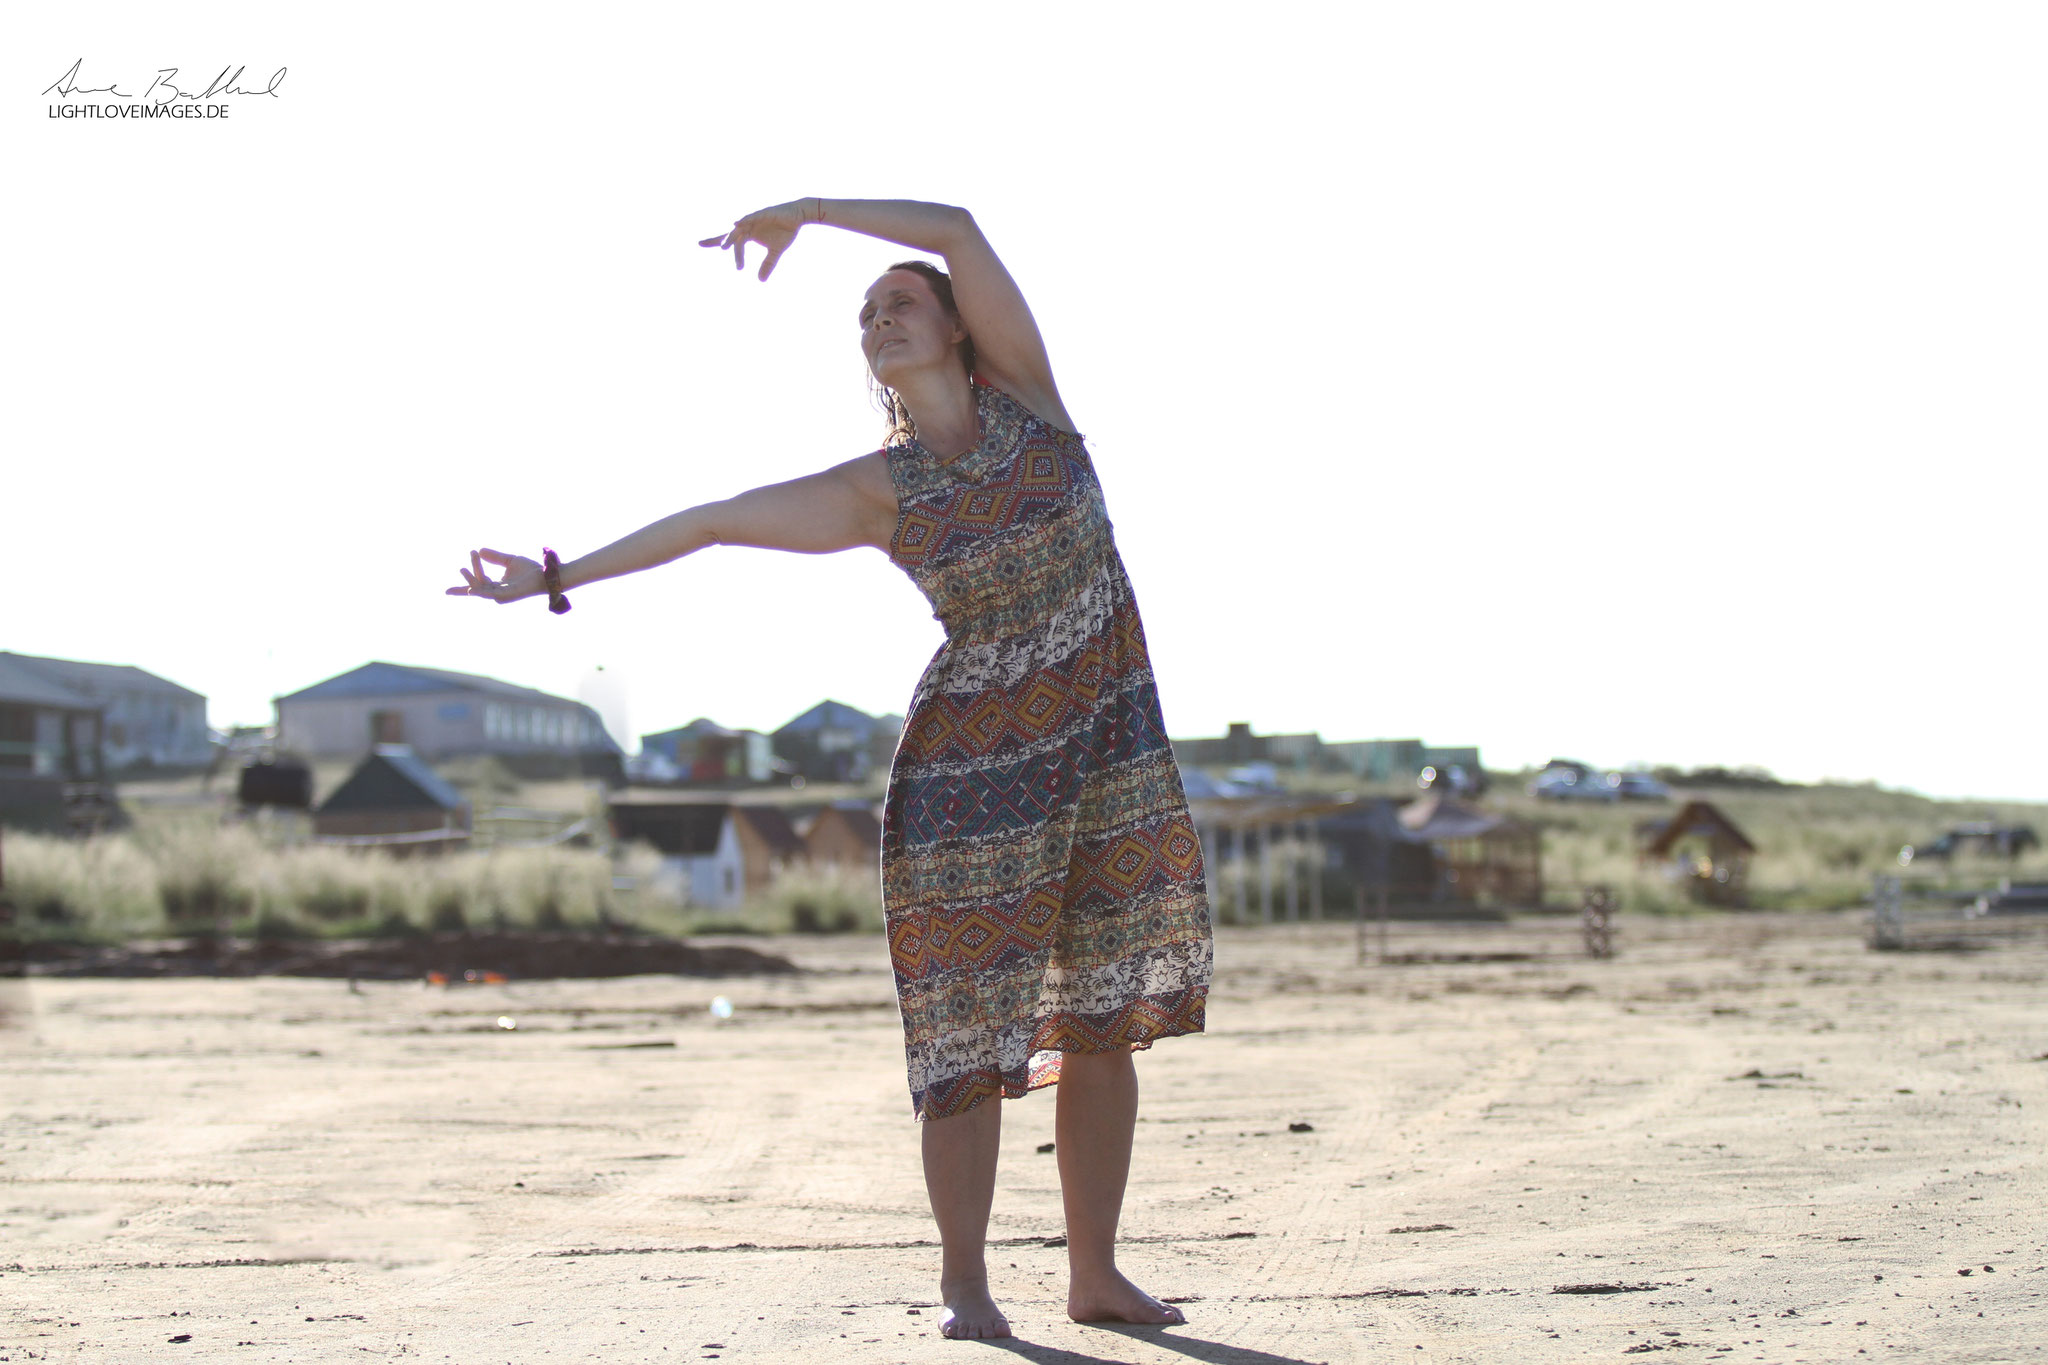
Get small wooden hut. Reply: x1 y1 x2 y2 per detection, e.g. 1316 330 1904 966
312 745 470 854
1398 793 1544 906
1641 800 1756 906
805 802 883 877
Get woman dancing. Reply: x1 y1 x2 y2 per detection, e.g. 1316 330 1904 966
451 199 1214 1340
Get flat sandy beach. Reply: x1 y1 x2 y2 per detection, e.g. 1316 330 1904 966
4 912 2043 1364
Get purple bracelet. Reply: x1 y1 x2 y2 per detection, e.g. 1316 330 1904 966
541 548 571 615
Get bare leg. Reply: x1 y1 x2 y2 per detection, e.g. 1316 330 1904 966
1055 1047 1185 1324
921 1096 1011 1339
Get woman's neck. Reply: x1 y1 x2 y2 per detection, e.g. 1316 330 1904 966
897 370 979 461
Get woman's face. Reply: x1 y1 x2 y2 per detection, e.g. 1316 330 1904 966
860 270 966 385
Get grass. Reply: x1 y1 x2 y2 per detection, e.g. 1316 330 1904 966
16 765 2040 946
1183 765 2048 915
1482 780 2047 912
5 774 886 944
4 822 629 944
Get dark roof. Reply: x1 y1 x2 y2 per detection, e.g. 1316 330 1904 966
317 746 467 814
775 699 878 737
0 651 204 702
609 800 731 857
0 655 91 709
642 718 754 747
279 661 576 706
1644 800 1758 856
733 805 806 858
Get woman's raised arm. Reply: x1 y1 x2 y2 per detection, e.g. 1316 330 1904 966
701 199 1070 429
448 451 897 605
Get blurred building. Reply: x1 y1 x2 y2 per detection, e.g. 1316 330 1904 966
609 795 806 909
638 718 777 785
0 651 209 773
0 655 107 830
276 662 620 775
772 700 903 784
1323 738 1483 785
1172 722 1325 770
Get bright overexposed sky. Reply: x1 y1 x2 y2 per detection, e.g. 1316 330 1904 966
9 4 2045 799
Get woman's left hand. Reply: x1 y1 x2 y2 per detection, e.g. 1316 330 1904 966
698 199 818 281
447 548 544 604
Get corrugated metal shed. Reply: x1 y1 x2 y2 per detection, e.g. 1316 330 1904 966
279 661 572 705
0 652 204 701
0 656 89 709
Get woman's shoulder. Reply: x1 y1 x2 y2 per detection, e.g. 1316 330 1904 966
974 371 1079 440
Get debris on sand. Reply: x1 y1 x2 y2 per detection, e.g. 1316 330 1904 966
1727 1068 1809 1082
1289 1121 1315 1132
1389 1224 1454 1234
27 931 798 981
1552 1282 1660 1294
1036 1142 1055 1154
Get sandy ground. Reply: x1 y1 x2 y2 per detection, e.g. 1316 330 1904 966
3 912 2045 1365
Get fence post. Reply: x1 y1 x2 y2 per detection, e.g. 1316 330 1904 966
1306 819 1324 921
1259 824 1274 924
1870 873 1904 950
1581 884 1614 959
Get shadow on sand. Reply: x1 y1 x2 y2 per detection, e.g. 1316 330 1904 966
983 1327 1330 1365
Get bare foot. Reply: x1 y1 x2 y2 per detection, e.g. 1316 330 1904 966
938 1279 1011 1340
1067 1267 1186 1325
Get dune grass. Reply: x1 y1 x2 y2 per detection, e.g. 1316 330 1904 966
12 768 2040 945
3 822 628 944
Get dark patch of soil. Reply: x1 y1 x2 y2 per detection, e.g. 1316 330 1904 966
25 932 797 981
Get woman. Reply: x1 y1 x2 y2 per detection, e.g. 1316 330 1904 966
451 198 1214 1340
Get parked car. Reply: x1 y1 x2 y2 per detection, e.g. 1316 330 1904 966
1418 763 1486 797
1529 767 1619 801
1614 770 1670 801
1900 823 2040 864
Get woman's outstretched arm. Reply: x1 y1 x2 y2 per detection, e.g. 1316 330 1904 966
448 451 897 605
701 198 1071 430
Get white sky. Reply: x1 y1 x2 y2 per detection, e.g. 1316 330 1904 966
9 4 2044 800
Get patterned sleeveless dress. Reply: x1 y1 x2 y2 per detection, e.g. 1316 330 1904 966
881 379 1213 1121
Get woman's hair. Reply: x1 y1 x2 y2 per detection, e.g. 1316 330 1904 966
871 260 977 447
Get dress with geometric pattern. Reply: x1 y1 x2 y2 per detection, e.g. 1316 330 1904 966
881 378 1213 1121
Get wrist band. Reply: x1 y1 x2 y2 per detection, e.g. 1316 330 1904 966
541 548 571 615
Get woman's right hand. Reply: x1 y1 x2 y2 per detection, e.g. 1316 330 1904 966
698 199 821 281
447 548 545 604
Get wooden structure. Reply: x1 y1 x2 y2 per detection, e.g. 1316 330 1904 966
1397 793 1542 905
1641 800 1756 906
312 745 471 854
1183 792 1544 926
804 803 883 878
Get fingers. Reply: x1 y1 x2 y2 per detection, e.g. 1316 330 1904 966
697 233 729 248
758 243 786 281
